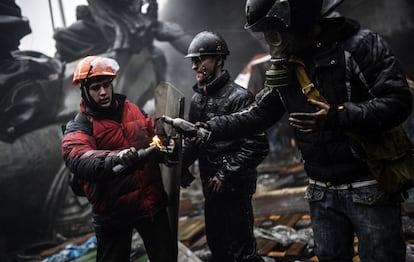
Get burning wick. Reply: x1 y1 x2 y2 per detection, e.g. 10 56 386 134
150 135 162 149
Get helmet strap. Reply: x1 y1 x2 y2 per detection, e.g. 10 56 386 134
199 65 215 86
80 80 101 111
80 82 93 105
199 56 223 85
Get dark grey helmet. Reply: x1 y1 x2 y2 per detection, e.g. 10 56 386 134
320 0 344 17
185 31 230 58
245 0 290 31
244 0 343 32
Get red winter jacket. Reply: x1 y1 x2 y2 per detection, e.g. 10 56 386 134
62 94 167 217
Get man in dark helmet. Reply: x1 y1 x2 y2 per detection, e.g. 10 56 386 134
200 0 412 261
181 31 269 261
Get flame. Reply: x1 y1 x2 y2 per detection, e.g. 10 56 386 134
150 135 163 148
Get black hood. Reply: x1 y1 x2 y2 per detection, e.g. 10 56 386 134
297 16 359 60
317 16 360 45
82 93 126 122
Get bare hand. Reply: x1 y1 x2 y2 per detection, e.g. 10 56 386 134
289 99 330 132
208 176 224 193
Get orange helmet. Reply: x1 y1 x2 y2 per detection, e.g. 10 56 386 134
72 56 120 86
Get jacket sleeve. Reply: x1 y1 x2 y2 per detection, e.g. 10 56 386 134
326 30 412 133
217 91 270 177
62 121 118 182
181 137 199 168
221 132 269 176
207 86 286 141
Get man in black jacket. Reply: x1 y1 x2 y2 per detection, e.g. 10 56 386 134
202 0 412 261
181 31 269 261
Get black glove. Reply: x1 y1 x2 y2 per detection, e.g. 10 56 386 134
191 122 211 144
162 138 180 166
113 146 156 174
116 147 140 167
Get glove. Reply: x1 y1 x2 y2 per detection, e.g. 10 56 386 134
191 122 211 145
162 138 180 166
113 146 156 174
160 138 176 154
116 147 140 167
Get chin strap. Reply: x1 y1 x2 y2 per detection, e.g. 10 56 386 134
80 83 95 106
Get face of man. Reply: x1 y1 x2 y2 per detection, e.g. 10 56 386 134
87 78 114 108
190 55 221 85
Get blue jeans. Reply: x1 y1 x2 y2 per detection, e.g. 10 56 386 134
306 183 406 262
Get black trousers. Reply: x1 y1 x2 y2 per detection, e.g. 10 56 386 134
94 209 176 262
203 184 263 262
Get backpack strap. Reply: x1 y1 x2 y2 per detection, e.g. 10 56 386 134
62 112 93 136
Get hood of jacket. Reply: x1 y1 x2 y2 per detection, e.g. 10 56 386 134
80 93 126 122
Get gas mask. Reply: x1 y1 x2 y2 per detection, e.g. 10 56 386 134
262 26 292 88
262 25 326 104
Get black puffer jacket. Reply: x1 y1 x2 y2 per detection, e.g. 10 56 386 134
207 17 412 184
182 70 269 193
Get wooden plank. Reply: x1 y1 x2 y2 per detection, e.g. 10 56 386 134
179 198 193 217
353 236 360 261
275 213 303 227
256 237 279 255
178 217 205 247
255 213 312 259
255 214 280 229
267 251 286 257
285 242 305 257
190 235 207 251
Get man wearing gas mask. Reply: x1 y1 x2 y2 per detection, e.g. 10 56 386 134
199 0 412 261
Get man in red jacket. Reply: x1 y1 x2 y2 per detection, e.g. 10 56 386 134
61 56 175 262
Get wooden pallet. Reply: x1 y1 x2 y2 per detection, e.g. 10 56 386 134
255 213 309 260
178 213 314 260
178 216 205 248
177 211 365 261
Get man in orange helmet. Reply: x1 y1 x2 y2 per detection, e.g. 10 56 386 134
62 56 176 262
